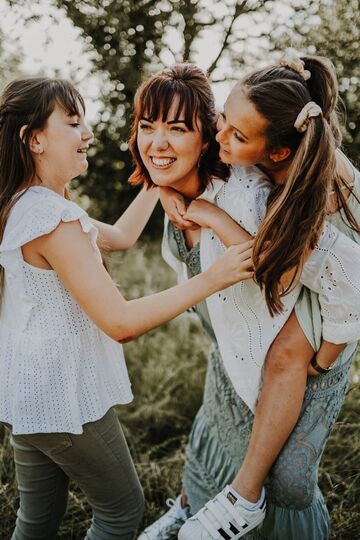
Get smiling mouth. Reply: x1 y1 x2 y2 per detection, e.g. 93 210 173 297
77 148 88 154
150 157 176 168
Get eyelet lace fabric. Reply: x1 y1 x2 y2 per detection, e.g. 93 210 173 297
0 188 132 435
163 165 360 540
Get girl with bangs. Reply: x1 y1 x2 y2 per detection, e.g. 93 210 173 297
131 61 360 540
0 77 253 540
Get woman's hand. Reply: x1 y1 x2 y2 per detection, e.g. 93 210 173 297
184 199 220 228
159 187 199 230
205 240 254 291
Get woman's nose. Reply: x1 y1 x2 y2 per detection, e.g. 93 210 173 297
152 130 169 150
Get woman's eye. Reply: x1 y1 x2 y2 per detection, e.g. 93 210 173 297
71 122 80 127
171 126 186 133
139 123 152 131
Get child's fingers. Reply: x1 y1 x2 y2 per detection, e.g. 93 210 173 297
175 199 187 217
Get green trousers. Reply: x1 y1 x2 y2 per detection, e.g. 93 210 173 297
7 408 144 540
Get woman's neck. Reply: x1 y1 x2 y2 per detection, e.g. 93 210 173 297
173 172 203 200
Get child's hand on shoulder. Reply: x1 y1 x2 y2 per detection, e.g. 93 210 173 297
184 199 221 229
159 187 198 230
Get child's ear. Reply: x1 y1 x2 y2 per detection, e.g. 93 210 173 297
20 125 43 154
269 147 291 163
26 128 44 155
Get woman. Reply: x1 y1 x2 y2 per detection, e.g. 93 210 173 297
0 77 252 540
131 61 360 540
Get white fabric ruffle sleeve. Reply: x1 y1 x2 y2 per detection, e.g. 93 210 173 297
300 222 360 343
0 187 100 332
0 187 99 257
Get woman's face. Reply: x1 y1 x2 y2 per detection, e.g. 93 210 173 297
216 85 270 167
34 103 94 183
137 98 206 194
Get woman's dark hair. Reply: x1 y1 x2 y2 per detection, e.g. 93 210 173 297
240 55 359 315
129 63 229 190
0 77 85 291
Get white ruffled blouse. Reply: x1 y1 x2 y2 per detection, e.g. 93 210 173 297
162 165 360 411
0 187 132 435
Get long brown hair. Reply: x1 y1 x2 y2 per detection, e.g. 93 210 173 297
242 56 359 315
0 77 85 291
129 63 229 190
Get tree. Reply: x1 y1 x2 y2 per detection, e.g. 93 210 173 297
269 0 360 166
53 0 276 232
0 29 22 92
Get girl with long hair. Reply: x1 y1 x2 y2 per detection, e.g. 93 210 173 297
130 60 360 540
0 77 252 540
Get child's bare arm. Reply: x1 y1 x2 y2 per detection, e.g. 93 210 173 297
91 185 159 251
307 340 346 376
184 199 252 246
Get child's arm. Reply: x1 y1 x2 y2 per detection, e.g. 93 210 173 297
91 185 159 251
35 220 253 343
308 340 346 376
184 198 252 245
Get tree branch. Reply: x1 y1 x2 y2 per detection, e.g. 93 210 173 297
207 0 247 75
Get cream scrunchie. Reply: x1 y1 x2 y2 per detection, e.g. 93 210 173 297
294 101 322 133
280 50 311 81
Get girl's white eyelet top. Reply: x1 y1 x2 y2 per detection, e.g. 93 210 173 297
0 187 132 435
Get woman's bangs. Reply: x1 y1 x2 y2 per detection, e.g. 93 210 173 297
140 80 198 130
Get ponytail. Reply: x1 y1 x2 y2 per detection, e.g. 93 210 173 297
242 54 358 315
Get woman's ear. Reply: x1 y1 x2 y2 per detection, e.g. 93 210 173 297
201 142 209 154
269 147 291 163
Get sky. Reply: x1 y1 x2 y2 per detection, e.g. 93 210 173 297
0 0 245 121
0 0 300 122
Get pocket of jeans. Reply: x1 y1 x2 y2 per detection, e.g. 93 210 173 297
14 432 73 457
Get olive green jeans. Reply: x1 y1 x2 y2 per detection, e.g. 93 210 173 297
6 408 144 540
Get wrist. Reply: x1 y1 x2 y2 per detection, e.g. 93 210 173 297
310 355 336 374
203 267 220 296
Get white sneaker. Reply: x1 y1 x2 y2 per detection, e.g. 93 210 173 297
137 495 190 540
178 486 266 540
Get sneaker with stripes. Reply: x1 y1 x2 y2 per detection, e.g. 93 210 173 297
178 485 266 540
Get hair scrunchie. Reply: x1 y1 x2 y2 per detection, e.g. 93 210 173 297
280 50 311 81
294 101 322 133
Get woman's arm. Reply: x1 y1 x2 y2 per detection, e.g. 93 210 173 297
91 185 159 251
36 220 253 343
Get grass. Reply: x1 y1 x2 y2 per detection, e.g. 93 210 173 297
0 242 359 539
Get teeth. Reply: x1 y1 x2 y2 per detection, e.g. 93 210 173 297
77 148 87 153
151 157 176 167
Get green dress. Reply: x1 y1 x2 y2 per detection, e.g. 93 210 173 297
167 169 359 540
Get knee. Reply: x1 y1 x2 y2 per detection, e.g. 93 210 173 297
92 484 145 537
265 335 309 378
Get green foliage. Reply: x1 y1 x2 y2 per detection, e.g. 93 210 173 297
0 243 359 539
54 0 273 232
270 0 360 167
0 29 22 92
